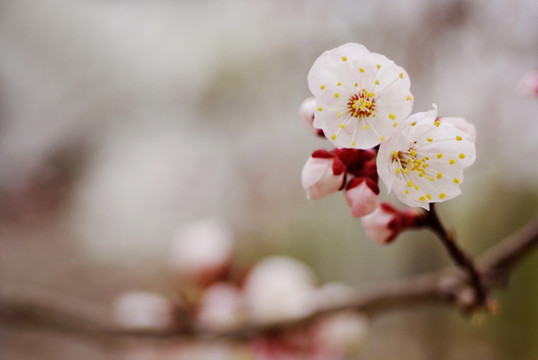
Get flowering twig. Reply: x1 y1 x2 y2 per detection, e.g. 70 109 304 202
1 215 537 342
425 204 489 310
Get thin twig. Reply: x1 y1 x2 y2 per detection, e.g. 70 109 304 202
425 204 489 308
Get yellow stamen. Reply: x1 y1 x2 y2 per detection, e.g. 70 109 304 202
389 113 396 120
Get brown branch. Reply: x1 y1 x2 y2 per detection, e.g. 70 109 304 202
1 214 537 341
425 204 489 308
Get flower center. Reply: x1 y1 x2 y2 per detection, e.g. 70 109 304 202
392 148 432 179
347 90 376 118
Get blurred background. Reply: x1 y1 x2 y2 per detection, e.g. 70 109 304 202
0 0 537 359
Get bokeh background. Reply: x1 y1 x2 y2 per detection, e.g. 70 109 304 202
1 0 537 359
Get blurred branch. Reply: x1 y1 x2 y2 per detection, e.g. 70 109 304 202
1 215 538 341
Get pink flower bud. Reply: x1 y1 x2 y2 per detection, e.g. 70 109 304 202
518 69 538 97
170 220 232 286
299 97 317 130
196 283 245 332
113 291 176 331
301 150 346 200
244 256 317 324
437 116 476 143
344 177 379 218
361 203 426 244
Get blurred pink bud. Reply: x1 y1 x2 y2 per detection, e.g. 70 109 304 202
113 291 176 331
344 177 379 218
170 220 232 285
299 97 317 130
518 69 538 97
244 256 317 324
314 311 369 358
301 150 346 200
196 283 245 332
437 116 476 143
361 203 426 244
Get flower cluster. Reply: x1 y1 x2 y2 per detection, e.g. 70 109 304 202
113 220 369 360
301 43 476 243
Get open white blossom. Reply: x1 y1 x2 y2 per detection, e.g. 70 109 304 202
377 105 476 210
308 43 413 149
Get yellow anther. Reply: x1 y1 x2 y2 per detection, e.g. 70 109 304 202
414 185 419 190
427 138 433 142
459 153 465 159
389 113 396 120
359 67 365 73
375 80 380 85
437 153 443 159
456 135 462 141
411 121 417 126
393 122 398 128
317 107 323 111
427 176 434 181
334 93 340 98
342 56 347 61
406 95 413 101
419 196 426 201
437 173 443 179
352 104 358 109
404 168 409 174
453 178 460 184
376 64 381 69
337 82 342 86
407 181 413 187
331 134 336 140
393 150 399 158
380 137 385 141
405 190 409 194
354 83 358 87
351 141 356 146
435 120 440 127
439 193 447 199
396 168 402 173
337 111 342 118
410 149 416 157
338 124 345 129
399 73 404 79
320 85 326 90
364 125 369 130
426 194 432 200
449 159 456 164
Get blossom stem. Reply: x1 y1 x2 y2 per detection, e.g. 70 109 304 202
426 204 488 309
